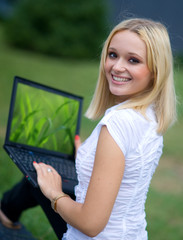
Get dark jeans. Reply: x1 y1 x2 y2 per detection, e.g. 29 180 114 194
1 177 73 239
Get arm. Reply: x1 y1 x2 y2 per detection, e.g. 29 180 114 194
34 126 125 237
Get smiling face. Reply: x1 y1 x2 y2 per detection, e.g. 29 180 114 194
104 30 152 102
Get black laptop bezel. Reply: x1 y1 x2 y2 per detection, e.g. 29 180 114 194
4 76 83 161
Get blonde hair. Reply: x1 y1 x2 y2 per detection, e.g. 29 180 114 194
85 18 177 134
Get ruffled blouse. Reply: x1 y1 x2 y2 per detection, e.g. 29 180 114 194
63 103 163 240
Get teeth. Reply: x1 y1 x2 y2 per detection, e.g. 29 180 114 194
113 76 130 82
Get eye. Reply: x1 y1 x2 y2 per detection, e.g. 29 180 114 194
129 57 140 64
108 51 117 59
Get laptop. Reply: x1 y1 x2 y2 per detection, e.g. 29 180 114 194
3 76 83 195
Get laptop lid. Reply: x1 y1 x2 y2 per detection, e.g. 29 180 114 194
4 76 83 160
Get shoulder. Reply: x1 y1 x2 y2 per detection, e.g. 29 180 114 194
99 105 158 155
102 105 154 129
99 107 141 155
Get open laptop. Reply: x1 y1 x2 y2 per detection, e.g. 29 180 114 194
3 76 83 195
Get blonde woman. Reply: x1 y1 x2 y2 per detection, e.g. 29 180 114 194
0 18 176 240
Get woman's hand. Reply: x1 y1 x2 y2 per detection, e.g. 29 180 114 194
75 135 81 156
33 162 63 201
33 135 81 201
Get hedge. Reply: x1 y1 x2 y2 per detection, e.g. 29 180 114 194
4 0 107 59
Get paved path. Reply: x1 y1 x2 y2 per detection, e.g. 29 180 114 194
0 221 37 240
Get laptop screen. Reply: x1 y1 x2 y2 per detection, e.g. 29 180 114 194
7 77 82 157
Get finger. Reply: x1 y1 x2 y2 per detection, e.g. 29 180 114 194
75 135 81 152
38 163 57 174
33 161 43 174
34 162 58 177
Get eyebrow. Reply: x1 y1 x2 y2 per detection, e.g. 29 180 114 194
128 52 144 60
108 47 116 51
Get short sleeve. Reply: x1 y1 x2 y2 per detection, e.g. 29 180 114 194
99 110 135 156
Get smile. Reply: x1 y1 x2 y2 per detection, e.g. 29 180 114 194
112 75 131 82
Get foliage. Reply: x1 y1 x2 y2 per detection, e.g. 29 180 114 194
174 53 183 68
4 0 107 59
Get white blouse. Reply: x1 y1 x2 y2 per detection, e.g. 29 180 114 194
63 103 163 240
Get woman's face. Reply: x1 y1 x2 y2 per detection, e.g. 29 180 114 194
104 30 152 102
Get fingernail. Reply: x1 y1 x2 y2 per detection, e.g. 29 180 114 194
33 161 36 164
75 135 80 140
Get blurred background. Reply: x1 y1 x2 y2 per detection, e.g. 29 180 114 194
0 0 182 239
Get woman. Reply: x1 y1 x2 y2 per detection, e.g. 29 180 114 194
0 18 176 239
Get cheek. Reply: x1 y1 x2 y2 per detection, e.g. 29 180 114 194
104 61 109 74
104 58 112 73
136 67 151 82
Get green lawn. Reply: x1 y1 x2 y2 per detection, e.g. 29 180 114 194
0 24 183 239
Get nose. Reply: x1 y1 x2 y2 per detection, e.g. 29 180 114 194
113 59 126 72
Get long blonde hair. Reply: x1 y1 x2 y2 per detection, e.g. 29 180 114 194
85 18 177 134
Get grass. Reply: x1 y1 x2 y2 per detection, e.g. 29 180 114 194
0 24 183 239
146 156 183 239
10 83 79 154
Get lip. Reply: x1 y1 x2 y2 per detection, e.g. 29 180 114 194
111 74 132 85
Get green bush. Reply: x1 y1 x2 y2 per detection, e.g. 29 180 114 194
4 0 107 59
174 53 183 68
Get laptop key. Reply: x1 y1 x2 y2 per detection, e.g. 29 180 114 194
6 146 77 180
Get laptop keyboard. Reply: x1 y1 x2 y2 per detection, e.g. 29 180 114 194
6 146 77 181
